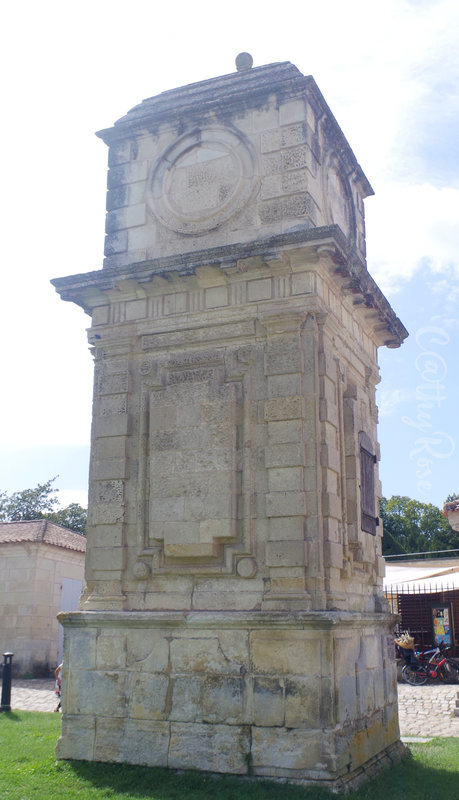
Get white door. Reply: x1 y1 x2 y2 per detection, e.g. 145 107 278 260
58 578 83 663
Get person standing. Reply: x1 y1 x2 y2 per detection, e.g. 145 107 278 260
54 663 63 712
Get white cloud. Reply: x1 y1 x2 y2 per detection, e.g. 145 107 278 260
377 387 414 418
366 183 459 294
430 311 459 330
58 489 88 509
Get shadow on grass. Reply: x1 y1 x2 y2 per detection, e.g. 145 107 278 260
66 760 332 800
64 744 459 800
0 711 22 722
349 754 459 800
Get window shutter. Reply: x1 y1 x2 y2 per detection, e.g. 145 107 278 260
359 432 377 535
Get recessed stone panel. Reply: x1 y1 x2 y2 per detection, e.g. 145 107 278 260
144 378 240 562
247 278 272 301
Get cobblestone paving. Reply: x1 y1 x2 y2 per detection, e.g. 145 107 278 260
11 679 57 712
8 679 459 738
398 682 459 738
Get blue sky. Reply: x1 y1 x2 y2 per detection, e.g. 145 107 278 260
0 0 458 511
377 272 458 505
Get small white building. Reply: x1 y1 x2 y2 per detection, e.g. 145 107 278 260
0 520 86 676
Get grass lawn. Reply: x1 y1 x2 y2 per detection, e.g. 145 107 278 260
1 712 458 800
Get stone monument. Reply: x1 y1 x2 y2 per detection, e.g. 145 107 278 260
52 56 408 790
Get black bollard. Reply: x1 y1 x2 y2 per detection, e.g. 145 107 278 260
0 652 14 712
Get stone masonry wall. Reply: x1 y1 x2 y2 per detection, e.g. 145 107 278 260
81 246 385 616
57 611 400 787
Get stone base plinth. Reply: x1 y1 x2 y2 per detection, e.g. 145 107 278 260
56 610 402 789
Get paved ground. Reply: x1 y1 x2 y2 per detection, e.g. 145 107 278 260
397 682 459 738
8 678 459 738
11 679 59 712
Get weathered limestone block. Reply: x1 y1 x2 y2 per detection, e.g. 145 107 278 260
168 722 250 773
250 630 321 676
253 677 284 726
268 466 303 491
284 676 321 726
265 443 303 468
169 628 250 674
191 577 263 611
124 720 171 766
56 611 401 784
95 630 126 670
128 673 169 719
169 676 203 721
251 727 325 777
265 540 306 566
125 628 170 670
268 516 305 540
201 675 247 724
65 669 127 717
57 714 96 761
94 718 125 762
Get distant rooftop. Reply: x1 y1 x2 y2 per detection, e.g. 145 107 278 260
0 520 86 553
385 548 459 562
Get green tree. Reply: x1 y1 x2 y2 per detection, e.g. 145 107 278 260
445 492 459 503
0 477 59 521
380 495 459 556
46 503 87 535
0 477 86 534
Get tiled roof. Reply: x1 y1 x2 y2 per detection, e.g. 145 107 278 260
0 520 86 552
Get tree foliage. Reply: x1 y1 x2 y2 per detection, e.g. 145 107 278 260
46 504 88 535
0 477 59 521
445 492 459 503
0 477 86 535
381 495 459 556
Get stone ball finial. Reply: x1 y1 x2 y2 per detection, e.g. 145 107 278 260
235 52 253 72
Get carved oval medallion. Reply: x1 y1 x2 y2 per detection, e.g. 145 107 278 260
149 128 256 234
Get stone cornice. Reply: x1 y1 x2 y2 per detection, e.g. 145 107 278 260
51 226 408 348
51 226 345 301
57 608 397 629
